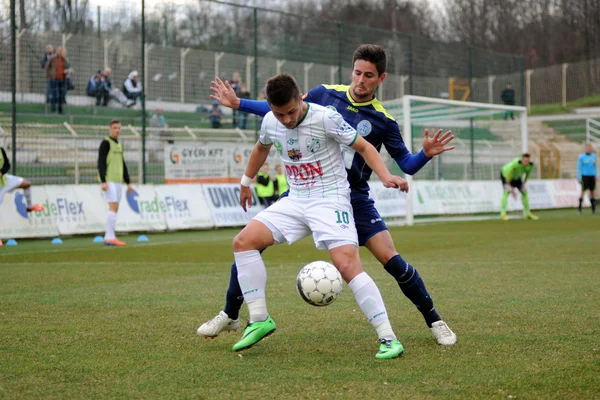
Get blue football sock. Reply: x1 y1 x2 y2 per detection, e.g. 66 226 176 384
223 262 244 320
384 254 441 328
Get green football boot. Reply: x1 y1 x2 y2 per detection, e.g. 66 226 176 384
232 316 277 352
376 338 404 359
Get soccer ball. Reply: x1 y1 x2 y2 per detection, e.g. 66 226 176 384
296 261 343 307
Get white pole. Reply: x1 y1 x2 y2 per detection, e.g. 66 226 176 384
276 59 286 75
180 48 191 103
103 39 113 68
303 63 313 94
525 69 533 111
520 110 528 154
488 75 496 104
400 75 408 98
144 44 154 101
245 56 255 95
561 63 568 108
61 33 72 51
403 96 414 226
214 52 224 80
16 30 25 100
330 66 339 85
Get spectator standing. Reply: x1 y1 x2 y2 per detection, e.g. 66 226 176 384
123 70 142 106
255 163 275 207
501 82 516 120
45 47 69 114
273 164 289 197
237 84 251 129
41 44 54 104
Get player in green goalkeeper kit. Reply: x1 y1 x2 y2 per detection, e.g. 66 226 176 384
500 153 538 220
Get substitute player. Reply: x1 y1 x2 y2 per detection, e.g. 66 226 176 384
199 44 457 346
0 146 45 212
500 153 538 220
577 143 597 214
231 73 407 359
97 120 133 246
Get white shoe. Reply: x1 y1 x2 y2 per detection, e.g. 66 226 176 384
430 320 457 345
197 311 240 337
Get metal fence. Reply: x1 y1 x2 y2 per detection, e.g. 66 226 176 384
2 0 596 184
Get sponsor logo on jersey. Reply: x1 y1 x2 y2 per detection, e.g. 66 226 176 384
336 121 356 137
288 149 302 161
357 120 372 137
285 161 323 181
273 140 283 155
346 105 359 113
287 138 298 145
306 138 321 153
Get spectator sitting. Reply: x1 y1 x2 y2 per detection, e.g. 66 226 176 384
122 70 142 106
150 107 170 137
210 100 222 128
87 70 104 105
41 44 54 103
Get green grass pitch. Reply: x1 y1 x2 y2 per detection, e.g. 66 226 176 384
1 209 599 399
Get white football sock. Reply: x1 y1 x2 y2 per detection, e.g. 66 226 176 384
349 271 396 341
104 211 117 240
235 250 268 323
23 187 32 208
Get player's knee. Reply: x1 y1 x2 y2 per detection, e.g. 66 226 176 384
330 249 362 282
21 180 31 189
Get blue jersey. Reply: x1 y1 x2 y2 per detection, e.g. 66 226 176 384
577 152 597 180
240 84 431 195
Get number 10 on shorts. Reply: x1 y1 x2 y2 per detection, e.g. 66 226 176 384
334 210 350 224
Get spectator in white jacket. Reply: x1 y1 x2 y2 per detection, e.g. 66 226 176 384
122 70 142 106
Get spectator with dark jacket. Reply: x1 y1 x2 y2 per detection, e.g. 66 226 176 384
88 67 114 106
45 47 69 114
501 82 516 120
41 44 54 103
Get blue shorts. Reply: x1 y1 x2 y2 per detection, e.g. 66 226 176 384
351 193 388 246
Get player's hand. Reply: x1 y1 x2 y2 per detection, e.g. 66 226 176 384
127 184 133 194
210 77 241 109
101 182 108 191
239 185 253 212
422 129 455 158
381 174 409 192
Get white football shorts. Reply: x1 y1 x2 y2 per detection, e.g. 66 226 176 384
254 197 358 250
0 174 24 205
104 181 123 203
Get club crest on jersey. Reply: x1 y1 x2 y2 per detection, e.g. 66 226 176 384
288 149 302 161
357 120 372 137
306 138 321 153
273 140 283 155
326 105 337 112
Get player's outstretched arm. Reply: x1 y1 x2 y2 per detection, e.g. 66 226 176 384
210 77 270 117
351 136 408 192
422 129 455 158
239 142 272 212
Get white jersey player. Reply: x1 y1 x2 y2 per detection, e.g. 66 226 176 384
229 73 408 360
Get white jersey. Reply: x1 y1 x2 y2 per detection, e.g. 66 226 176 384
259 103 358 200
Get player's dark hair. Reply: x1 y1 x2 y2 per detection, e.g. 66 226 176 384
522 153 531 158
265 73 301 107
353 44 387 76
109 119 120 127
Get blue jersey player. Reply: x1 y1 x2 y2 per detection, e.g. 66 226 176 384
198 44 457 346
